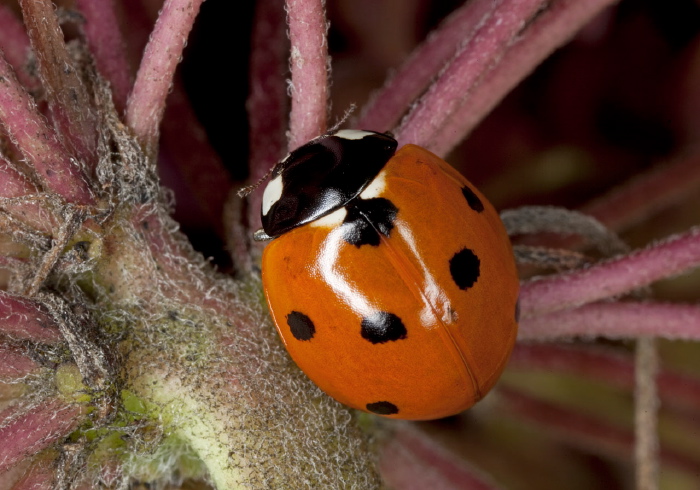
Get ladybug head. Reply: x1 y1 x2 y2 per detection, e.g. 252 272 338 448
257 130 397 240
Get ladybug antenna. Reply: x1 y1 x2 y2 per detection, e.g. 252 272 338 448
236 165 276 198
327 103 357 134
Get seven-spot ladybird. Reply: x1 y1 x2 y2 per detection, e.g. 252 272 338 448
257 130 519 420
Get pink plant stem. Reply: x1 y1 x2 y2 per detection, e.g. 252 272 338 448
0 398 84 474
0 157 39 196
635 338 659 490
401 0 617 156
432 0 619 155
0 6 37 90
518 302 700 341
286 0 328 150
510 344 700 411
247 0 288 182
356 0 501 132
380 424 500 490
394 0 545 151
498 387 700 474
7 454 57 490
0 54 94 205
0 345 39 379
129 205 236 315
125 0 204 153
580 149 700 232
0 157 57 233
160 82 231 237
75 0 133 113
19 0 98 169
0 291 63 343
520 227 700 319
119 0 157 70
243 0 288 242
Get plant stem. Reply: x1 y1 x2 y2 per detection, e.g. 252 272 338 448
19 0 98 169
635 337 659 490
75 0 133 113
520 227 700 319
0 54 94 204
0 398 84 474
125 0 204 154
286 0 329 150
519 302 700 340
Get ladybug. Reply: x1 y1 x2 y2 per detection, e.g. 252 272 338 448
256 130 519 420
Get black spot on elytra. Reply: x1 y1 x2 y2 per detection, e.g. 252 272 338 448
515 297 521 323
361 311 407 344
342 197 398 247
449 248 480 290
287 311 315 341
366 401 399 415
461 186 484 212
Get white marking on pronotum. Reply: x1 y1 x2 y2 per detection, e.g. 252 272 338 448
310 207 347 228
262 175 283 216
359 170 387 199
334 129 372 140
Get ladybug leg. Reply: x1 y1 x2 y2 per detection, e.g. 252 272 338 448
253 229 274 242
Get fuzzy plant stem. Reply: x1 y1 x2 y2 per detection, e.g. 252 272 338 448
8 452 58 489
510 344 700 410
0 5 37 90
380 424 501 490
502 205 629 256
125 0 204 154
580 149 700 232
0 156 38 196
520 227 700 319
90 206 379 487
497 388 699 473
231 0 288 271
246 0 288 185
0 158 55 233
519 302 700 341
428 0 620 155
117 0 156 64
394 0 618 155
160 84 232 237
0 344 39 379
635 338 659 490
19 0 98 170
0 54 94 204
395 0 545 150
286 0 329 150
356 0 498 132
0 399 84 474
75 0 133 113
0 290 63 342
